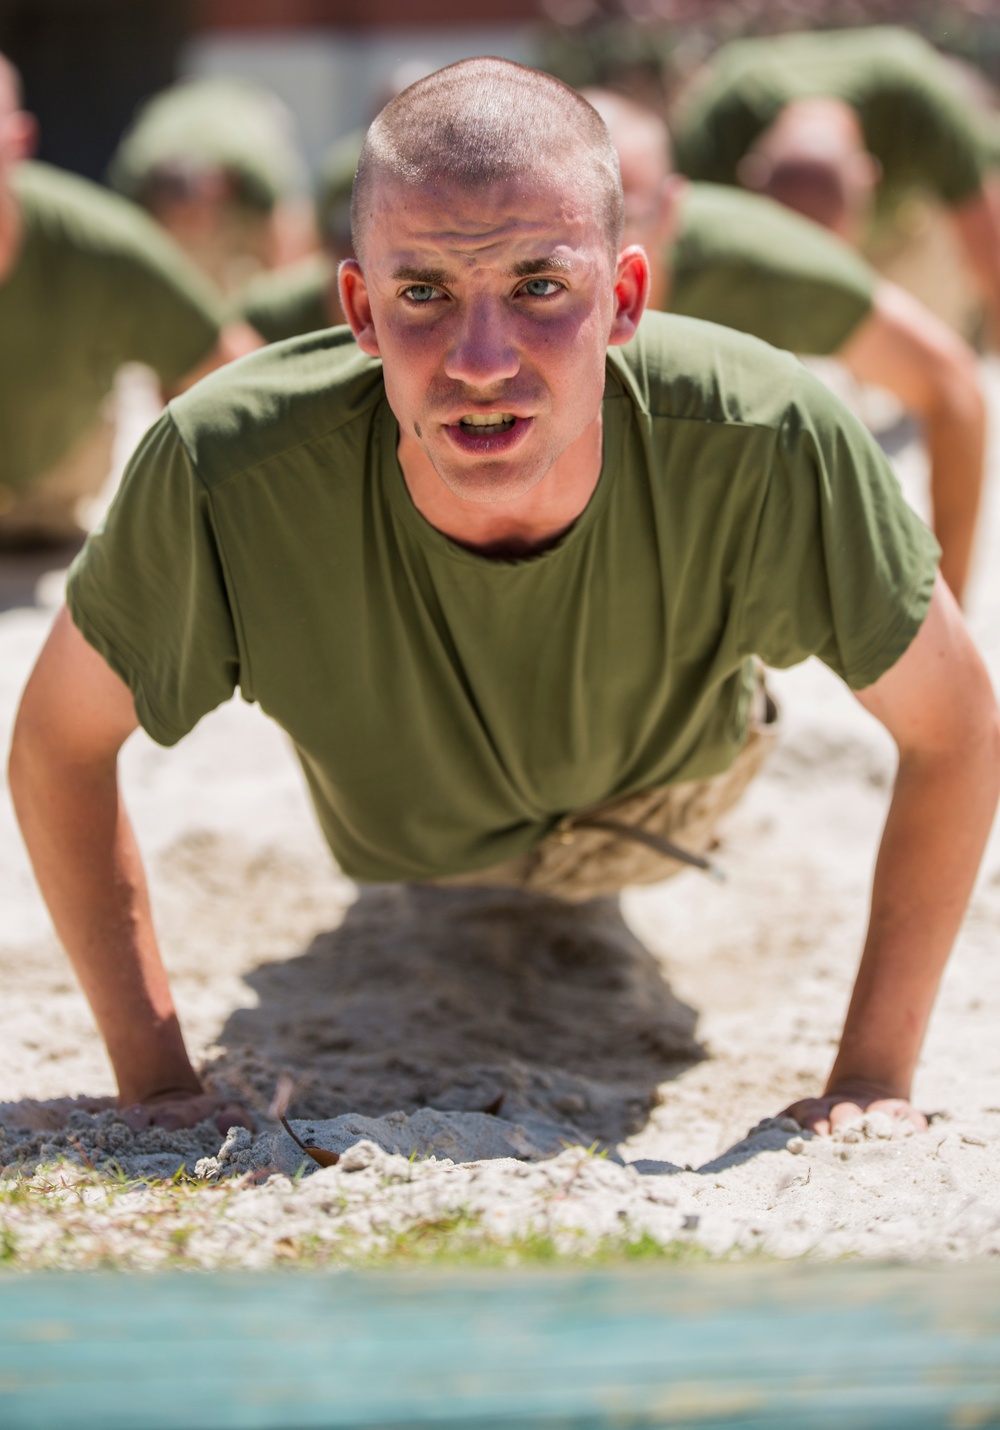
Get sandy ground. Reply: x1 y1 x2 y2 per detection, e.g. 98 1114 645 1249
1 364 1000 1268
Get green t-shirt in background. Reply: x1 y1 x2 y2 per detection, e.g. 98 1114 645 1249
66 317 937 883
237 253 334 344
316 128 364 249
670 183 877 353
674 26 990 212
0 162 223 494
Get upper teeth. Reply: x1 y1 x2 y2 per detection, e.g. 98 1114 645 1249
460 413 514 426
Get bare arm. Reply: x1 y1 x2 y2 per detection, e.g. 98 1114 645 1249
950 182 1000 339
786 577 1000 1133
8 609 248 1131
838 281 987 604
161 319 263 401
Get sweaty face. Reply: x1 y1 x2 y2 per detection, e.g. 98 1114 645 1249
350 168 620 505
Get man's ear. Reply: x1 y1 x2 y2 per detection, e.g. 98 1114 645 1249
608 244 649 347
338 259 380 357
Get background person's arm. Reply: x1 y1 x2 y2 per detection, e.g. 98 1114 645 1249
8 608 248 1133
785 577 1000 1133
950 182 1000 340
837 281 986 605
161 318 263 401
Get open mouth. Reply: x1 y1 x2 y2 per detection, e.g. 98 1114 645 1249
457 413 517 436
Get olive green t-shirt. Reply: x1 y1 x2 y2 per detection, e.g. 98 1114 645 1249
237 254 334 344
109 78 307 212
670 184 876 353
66 316 938 883
674 26 990 211
0 162 223 494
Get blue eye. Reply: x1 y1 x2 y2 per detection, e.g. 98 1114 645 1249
521 278 560 297
405 285 438 302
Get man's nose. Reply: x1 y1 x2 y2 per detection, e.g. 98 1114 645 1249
443 297 520 387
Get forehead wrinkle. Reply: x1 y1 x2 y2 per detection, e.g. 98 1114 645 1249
391 200 590 247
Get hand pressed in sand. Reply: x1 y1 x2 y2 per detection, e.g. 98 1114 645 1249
784 576 1000 1139
782 1085 927 1137
9 611 251 1137
119 1089 252 1135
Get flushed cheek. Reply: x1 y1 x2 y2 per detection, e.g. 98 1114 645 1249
529 309 607 382
380 353 437 430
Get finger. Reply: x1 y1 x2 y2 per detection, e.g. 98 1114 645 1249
145 1106 192 1131
782 1100 827 1134
783 1100 830 1135
119 1104 151 1132
828 1100 866 1131
213 1104 253 1134
869 1098 928 1132
142 1099 215 1132
798 1110 831 1136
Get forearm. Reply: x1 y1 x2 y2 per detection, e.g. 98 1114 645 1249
839 285 987 605
951 187 1000 337
9 742 201 1105
161 320 262 401
923 387 987 604
827 735 1000 1099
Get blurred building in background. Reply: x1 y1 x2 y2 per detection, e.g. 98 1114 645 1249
0 0 539 183
2 0 1000 186
0 0 191 181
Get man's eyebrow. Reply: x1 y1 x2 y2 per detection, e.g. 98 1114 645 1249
389 256 576 283
510 255 576 278
391 265 452 285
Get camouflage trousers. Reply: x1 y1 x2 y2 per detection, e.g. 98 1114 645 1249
428 685 780 903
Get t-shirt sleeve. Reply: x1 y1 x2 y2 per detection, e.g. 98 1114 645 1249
874 67 988 207
113 222 224 383
671 263 873 355
737 366 940 689
670 192 876 355
234 259 331 344
65 411 241 744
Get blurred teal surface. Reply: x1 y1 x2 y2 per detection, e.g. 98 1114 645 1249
0 1263 997 1427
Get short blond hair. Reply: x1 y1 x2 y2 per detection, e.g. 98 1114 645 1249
352 58 624 263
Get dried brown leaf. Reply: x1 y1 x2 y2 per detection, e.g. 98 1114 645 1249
279 1114 340 1168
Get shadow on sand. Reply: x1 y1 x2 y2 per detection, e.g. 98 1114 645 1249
0 885 802 1176
204 884 706 1148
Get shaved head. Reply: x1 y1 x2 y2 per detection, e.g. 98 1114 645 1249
352 58 624 264
583 88 672 179
738 99 878 240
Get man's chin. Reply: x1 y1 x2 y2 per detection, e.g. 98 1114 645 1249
434 457 549 506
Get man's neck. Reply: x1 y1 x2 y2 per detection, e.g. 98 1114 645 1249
397 413 605 559
0 175 22 285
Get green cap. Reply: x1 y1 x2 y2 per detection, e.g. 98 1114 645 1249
316 128 365 248
109 76 308 212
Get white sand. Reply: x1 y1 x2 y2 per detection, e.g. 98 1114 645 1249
1 365 999 1266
